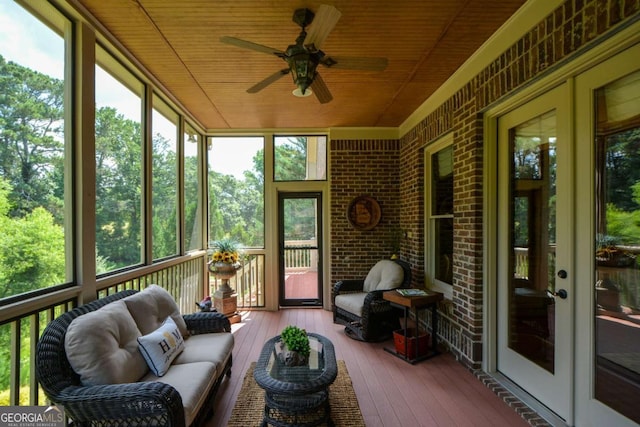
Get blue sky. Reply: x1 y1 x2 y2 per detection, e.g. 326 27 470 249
0 2 64 79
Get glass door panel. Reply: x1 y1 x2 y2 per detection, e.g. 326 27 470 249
497 84 571 421
593 69 640 424
509 110 557 372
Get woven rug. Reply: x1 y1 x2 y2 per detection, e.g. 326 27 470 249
228 360 365 426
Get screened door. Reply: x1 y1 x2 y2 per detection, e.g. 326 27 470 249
278 192 323 306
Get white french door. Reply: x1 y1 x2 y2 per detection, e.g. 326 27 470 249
496 84 573 421
574 43 640 427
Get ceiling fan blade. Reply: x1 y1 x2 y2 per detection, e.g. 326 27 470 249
311 73 333 104
247 69 290 93
220 36 285 57
304 5 342 50
320 56 388 71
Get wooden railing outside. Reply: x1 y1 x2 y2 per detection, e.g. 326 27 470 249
97 253 207 314
0 293 77 406
0 253 208 407
513 247 529 279
283 240 317 272
2 243 323 406
211 253 265 308
207 241 314 309
513 246 556 280
515 246 639 309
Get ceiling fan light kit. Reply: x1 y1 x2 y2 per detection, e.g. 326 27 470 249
285 30 320 97
220 4 387 104
292 87 313 98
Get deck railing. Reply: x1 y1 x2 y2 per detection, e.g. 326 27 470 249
0 292 77 406
3 242 319 406
283 240 317 272
515 246 639 309
211 253 265 309
97 253 207 314
0 252 208 407
208 241 314 309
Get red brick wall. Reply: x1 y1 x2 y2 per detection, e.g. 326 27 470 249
330 0 640 368
329 139 402 281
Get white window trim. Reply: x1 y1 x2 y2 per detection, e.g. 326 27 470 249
424 133 454 300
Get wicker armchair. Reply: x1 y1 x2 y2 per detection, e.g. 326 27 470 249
36 290 232 427
332 259 411 342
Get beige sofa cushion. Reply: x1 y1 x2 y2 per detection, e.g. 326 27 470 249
123 285 189 337
65 300 148 385
173 333 234 376
140 361 217 427
363 260 404 292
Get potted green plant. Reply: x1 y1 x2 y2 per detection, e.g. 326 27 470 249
279 325 310 366
596 234 636 267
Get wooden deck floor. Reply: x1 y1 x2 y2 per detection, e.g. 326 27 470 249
206 308 529 426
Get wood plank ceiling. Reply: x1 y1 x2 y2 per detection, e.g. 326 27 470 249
73 0 526 130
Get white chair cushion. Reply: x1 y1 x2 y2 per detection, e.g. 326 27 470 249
334 292 368 317
65 300 148 385
363 260 404 292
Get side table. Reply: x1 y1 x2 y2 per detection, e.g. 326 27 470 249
383 289 444 364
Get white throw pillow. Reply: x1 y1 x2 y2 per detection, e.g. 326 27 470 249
138 317 185 376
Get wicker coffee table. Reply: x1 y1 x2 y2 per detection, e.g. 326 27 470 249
253 332 337 427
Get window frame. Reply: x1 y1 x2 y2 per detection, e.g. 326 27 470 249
183 121 204 253
207 136 266 249
273 135 328 182
424 134 454 300
151 93 180 261
0 1 74 304
94 44 146 274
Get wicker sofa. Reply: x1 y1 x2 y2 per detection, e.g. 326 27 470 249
36 285 234 427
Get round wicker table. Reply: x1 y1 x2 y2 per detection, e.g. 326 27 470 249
253 333 337 427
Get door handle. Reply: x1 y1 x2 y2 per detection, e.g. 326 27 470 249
551 289 568 299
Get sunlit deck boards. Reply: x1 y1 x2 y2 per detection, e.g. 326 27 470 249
207 308 529 426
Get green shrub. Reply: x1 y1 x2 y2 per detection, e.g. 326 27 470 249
280 325 310 357
0 385 47 406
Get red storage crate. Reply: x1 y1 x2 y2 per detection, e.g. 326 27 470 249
393 328 430 359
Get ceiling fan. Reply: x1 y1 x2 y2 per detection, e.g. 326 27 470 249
220 4 388 104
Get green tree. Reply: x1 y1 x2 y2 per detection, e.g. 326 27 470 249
184 154 201 250
0 56 64 221
602 128 640 243
0 179 65 390
209 147 265 248
605 129 640 211
152 132 177 259
274 137 307 181
95 107 142 269
0 179 65 299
